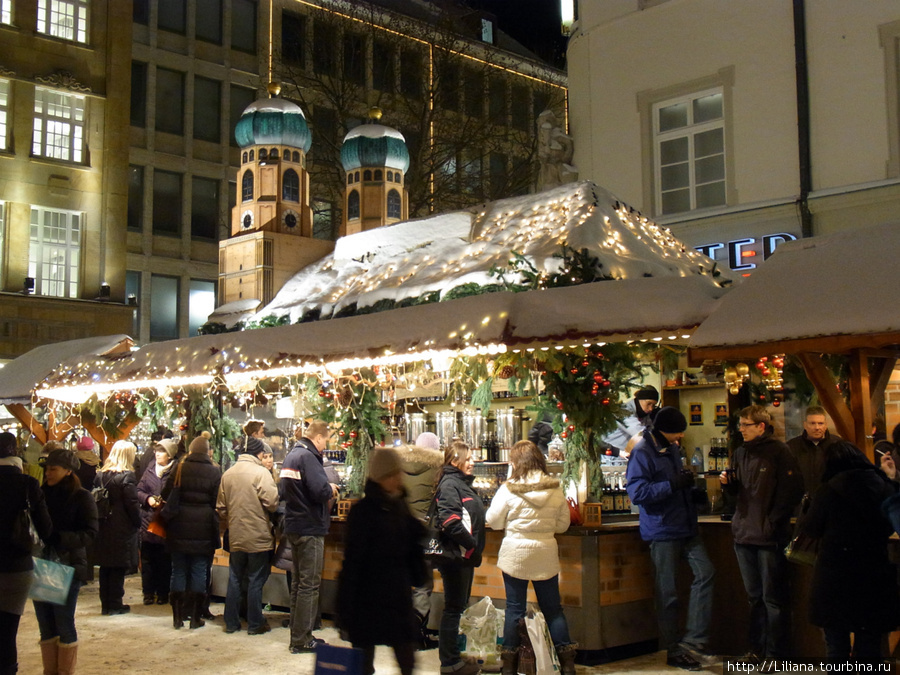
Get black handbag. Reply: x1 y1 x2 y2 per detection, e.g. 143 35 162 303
421 495 450 561
11 492 42 554
158 462 184 523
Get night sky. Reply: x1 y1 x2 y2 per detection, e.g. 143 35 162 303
466 0 569 69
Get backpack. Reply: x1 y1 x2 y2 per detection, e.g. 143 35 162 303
92 474 112 520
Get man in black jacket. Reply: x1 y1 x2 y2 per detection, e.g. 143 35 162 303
787 405 841 495
721 405 804 664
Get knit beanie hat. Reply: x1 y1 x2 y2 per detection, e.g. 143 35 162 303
653 406 687 434
634 386 660 402
245 436 266 457
75 436 95 452
0 432 17 458
414 432 440 451
155 439 179 459
189 431 212 454
368 448 403 482
45 448 81 471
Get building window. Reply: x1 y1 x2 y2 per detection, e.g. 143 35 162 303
347 190 360 220
158 0 185 33
249 149 254 161
196 0 222 44
489 78 507 123
32 87 85 163
242 170 253 201
189 279 216 336
489 152 507 197
229 85 255 147
292 151 299 162
191 176 219 240
231 0 257 53
312 199 335 240
282 12 306 67
343 33 365 86
373 40 394 93
130 61 147 127
313 20 336 76
153 170 182 235
270 148 279 159
386 171 393 182
37 0 88 43
1 0 11 24
0 78 8 150
374 169 382 181
258 148 267 160
654 89 725 214
387 189 401 219
465 70 484 118
29 207 81 298
283 169 299 201
126 270 141 338
400 49 422 98
363 169 372 181
128 165 144 231
133 0 149 25
155 68 185 135
150 275 179 341
193 76 221 142
511 85 529 131
436 59 458 113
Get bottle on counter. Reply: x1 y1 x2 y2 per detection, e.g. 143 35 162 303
691 446 704 475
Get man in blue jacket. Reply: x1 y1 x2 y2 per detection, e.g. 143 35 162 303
281 420 339 654
626 407 716 671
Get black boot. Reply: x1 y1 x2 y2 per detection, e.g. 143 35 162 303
189 592 206 629
170 591 184 629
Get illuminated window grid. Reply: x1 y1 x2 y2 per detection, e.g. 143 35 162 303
29 207 81 298
33 87 85 162
0 0 10 25
37 0 89 43
0 79 8 150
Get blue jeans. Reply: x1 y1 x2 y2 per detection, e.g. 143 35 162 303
288 534 324 649
436 564 474 668
649 536 715 655
502 573 572 650
733 543 790 658
34 580 82 645
225 550 271 631
170 552 209 593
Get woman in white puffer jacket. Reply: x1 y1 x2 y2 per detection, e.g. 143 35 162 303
486 440 577 675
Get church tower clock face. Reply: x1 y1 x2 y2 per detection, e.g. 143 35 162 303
282 209 299 229
242 210 254 229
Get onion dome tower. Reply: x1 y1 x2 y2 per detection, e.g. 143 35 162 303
340 108 410 235
219 83 334 308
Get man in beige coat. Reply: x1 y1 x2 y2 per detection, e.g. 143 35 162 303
217 436 279 635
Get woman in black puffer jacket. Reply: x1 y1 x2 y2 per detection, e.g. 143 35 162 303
0 432 53 675
136 439 177 606
161 432 221 630
35 448 98 674
433 441 486 675
93 441 142 616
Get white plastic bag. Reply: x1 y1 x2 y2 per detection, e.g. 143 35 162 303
525 608 560 674
459 596 505 668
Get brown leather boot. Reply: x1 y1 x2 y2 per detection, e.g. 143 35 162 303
57 642 77 675
556 643 578 675
189 592 206 629
170 591 184 629
39 637 59 675
501 648 518 675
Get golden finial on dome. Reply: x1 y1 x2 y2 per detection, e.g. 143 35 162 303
367 107 383 122
267 81 282 98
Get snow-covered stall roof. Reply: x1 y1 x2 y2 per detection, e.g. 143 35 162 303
254 181 731 323
689 222 900 358
0 335 132 405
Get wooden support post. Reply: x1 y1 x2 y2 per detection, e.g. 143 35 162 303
849 350 874 460
795 353 856 444
5 403 48 445
869 357 897 418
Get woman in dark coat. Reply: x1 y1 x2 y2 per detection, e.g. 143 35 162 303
338 448 426 675
93 441 141 615
802 441 900 662
0 432 52 675
136 439 177 605
161 431 221 630
35 448 98 674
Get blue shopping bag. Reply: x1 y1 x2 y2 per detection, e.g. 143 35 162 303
29 557 75 606
314 644 365 675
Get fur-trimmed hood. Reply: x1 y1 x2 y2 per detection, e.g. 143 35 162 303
505 472 561 509
399 445 444 475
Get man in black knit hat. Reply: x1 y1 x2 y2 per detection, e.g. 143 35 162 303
604 385 660 455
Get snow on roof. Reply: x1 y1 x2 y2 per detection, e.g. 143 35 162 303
344 124 406 141
255 181 731 323
0 335 132 404
689 221 900 350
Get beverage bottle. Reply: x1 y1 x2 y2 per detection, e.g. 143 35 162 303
691 447 704 475
708 441 719 473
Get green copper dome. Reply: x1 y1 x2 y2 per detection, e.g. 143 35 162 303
341 123 410 173
234 98 311 152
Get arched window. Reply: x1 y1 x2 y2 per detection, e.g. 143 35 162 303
292 151 300 162
283 169 299 201
259 148 268 160
354 171 360 182
363 169 372 181
347 174 353 185
348 190 360 220
249 149 254 161
387 189 401 219
270 148 279 159
242 151 248 163
396 172 402 184
242 170 254 202
374 169 383 181
386 171 394 182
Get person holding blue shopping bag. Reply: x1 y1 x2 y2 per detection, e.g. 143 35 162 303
35 448 99 675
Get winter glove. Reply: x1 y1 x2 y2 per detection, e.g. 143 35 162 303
669 470 694 492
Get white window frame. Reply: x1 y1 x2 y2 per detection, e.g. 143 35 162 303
653 87 726 215
0 79 8 151
0 0 11 25
37 0 89 43
29 206 81 298
33 87 85 163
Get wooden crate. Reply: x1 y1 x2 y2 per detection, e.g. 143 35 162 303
583 503 602 527
336 499 359 520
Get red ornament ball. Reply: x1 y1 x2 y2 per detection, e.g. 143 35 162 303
570 368 579 375
773 400 781 407
560 431 568 439
349 431 357 438
556 401 564 410
602 398 610 405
